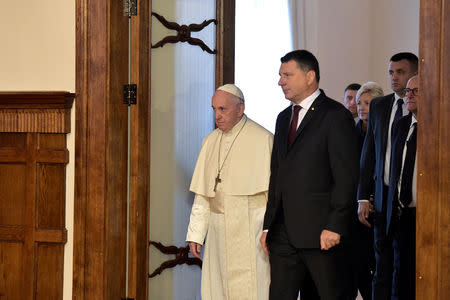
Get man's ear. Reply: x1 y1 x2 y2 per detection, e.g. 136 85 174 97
306 70 316 86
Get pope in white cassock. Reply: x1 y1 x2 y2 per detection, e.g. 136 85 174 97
186 84 273 300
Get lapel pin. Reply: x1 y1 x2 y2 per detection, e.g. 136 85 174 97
311 107 315 111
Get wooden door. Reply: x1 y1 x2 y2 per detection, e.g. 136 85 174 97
0 92 74 300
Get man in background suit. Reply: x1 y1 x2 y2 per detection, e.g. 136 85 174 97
260 49 359 300
386 75 419 299
358 52 418 299
344 83 362 124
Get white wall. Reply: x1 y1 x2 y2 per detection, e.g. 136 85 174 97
0 1 75 300
368 0 420 94
0 0 75 91
316 0 419 101
316 0 371 100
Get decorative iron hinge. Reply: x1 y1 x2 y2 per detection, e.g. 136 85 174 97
121 298 134 300
123 0 137 17
123 84 137 105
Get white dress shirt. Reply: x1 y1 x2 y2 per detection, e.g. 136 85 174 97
290 88 321 129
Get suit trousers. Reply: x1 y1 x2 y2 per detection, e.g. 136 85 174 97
268 222 350 300
373 181 417 300
392 207 416 300
373 185 393 300
349 219 374 300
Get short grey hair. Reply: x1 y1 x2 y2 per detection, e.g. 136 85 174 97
356 81 384 103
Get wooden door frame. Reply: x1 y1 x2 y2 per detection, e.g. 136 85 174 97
73 0 233 299
417 0 449 298
216 0 235 87
74 0 130 299
74 0 150 299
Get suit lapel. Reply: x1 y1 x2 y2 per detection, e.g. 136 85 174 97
278 108 291 156
386 115 411 232
392 115 412 183
380 94 396 150
288 94 325 149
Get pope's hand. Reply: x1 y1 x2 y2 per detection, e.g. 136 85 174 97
260 231 269 255
188 241 202 259
320 229 340 250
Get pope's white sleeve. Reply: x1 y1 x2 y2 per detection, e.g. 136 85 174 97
186 193 210 245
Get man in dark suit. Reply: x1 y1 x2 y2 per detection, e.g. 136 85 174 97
357 53 418 299
343 83 362 124
386 75 418 300
259 49 359 300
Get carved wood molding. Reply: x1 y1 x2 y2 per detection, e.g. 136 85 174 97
148 241 202 278
0 92 75 133
151 12 217 54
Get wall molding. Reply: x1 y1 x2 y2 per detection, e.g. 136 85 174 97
0 92 75 133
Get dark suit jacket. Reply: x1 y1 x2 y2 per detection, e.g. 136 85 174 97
356 119 366 156
263 90 359 249
356 120 375 198
386 114 413 232
358 93 396 214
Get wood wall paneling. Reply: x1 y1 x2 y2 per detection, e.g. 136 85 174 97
0 163 26 225
106 1 129 299
0 242 25 299
128 0 151 299
35 243 65 300
73 0 88 297
440 1 450 297
37 163 66 228
417 0 449 299
0 92 73 299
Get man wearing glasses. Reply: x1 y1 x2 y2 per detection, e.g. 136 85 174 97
386 75 419 299
358 52 418 299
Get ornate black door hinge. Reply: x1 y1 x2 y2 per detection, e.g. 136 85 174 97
123 0 137 17
123 84 137 105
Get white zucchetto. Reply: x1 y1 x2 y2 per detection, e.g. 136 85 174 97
217 84 245 103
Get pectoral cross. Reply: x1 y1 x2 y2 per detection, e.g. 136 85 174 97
214 174 221 192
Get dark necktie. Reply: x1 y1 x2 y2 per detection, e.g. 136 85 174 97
392 99 404 135
288 105 301 145
399 123 417 207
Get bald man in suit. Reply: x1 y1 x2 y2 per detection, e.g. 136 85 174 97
385 75 419 300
